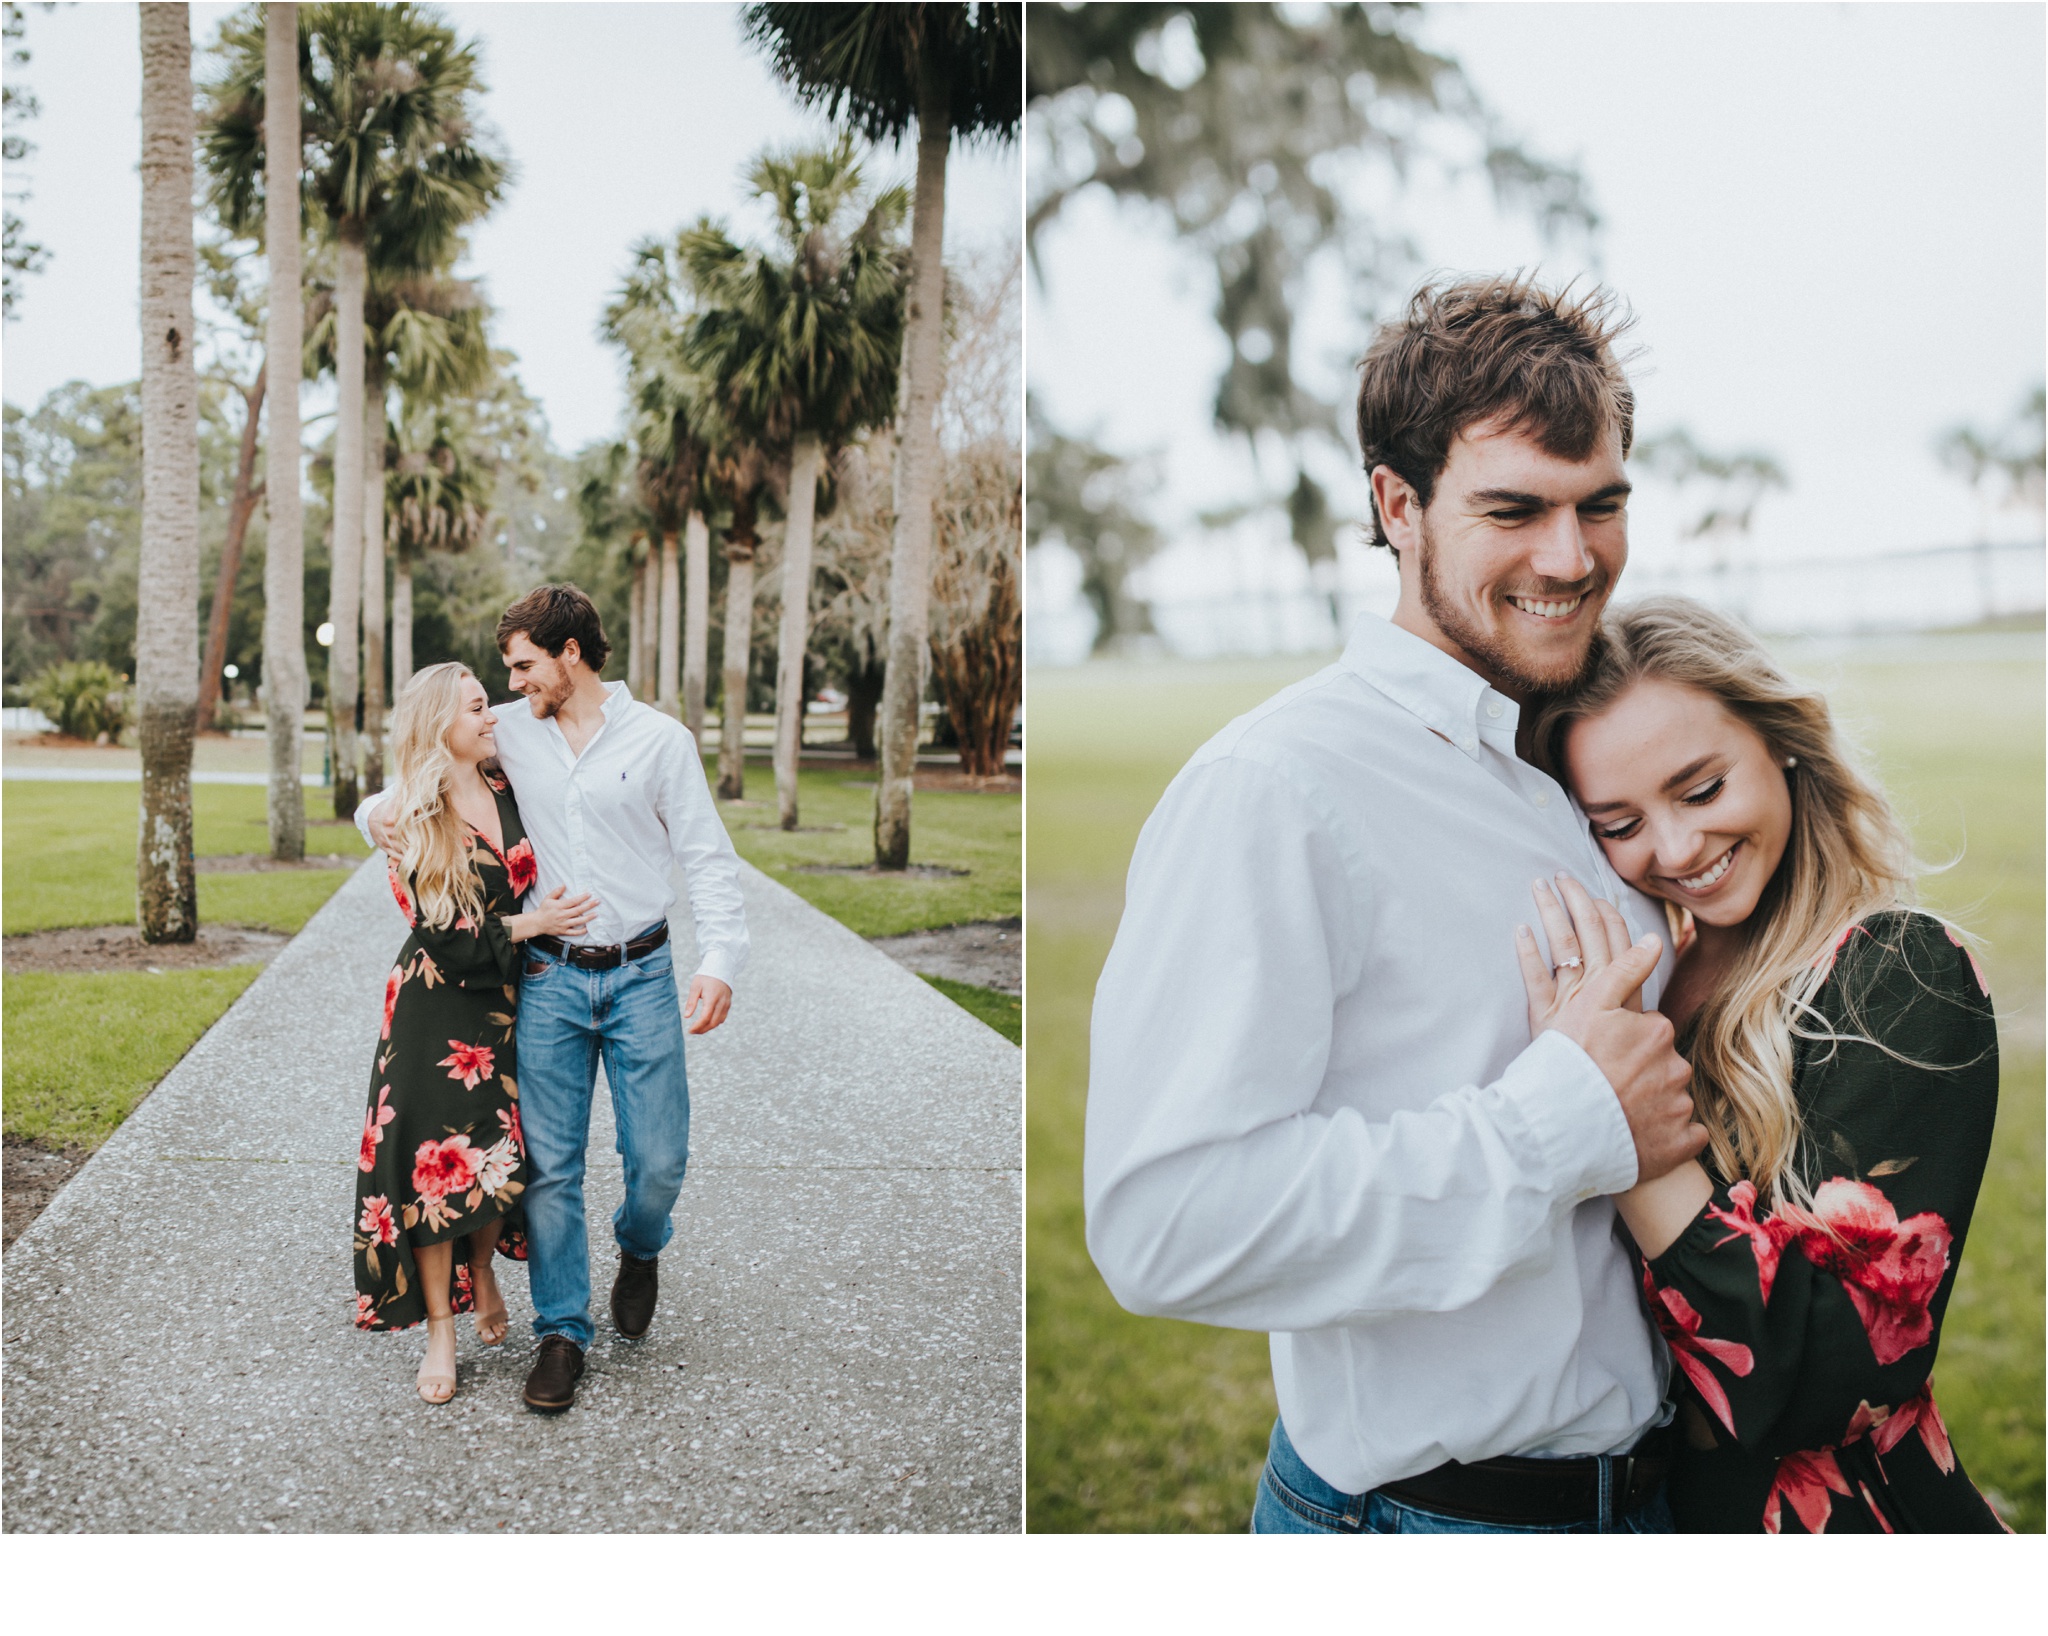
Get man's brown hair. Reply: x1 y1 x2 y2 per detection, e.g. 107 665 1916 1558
495 582 611 671
1354 275 1637 552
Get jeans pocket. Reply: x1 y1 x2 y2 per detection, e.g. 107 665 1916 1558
1258 1463 1354 1533
523 957 551 980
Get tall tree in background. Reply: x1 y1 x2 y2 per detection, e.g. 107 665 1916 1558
258 1 305 860
744 1 1022 867
1026 3 1594 644
4 0 51 319
136 2 200 942
388 399 491 690
707 430 770 801
193 239 268 732
679 135 908 830
202 0 507 815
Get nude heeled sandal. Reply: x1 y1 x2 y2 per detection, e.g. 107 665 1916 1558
417 1315 458 1404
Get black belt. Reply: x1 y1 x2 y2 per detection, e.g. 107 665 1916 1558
529 923 668 970
1376 1426 1674 1527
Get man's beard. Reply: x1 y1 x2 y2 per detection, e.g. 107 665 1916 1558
1416 514 1605 696
525 671 572 719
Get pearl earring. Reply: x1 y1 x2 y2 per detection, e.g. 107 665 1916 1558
1783 756 1798 769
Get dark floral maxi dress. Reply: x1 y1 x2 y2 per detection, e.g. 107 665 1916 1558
1641 910 2009 1532
352 771 537 1333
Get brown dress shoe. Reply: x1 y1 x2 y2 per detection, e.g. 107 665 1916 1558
521 1334 585 1413
611 1252 659 1339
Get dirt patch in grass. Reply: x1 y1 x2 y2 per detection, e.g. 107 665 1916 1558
3 923 289 973
3 1136 90 1253
870 917 1021 994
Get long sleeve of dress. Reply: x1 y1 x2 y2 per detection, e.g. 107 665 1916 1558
388 861 522 991
1643 910 2002 1530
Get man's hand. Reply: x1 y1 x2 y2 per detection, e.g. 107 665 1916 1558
683 975 732 1036
1514 873 1707 1185
366 802 400 862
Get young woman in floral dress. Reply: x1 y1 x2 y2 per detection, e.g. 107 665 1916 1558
1517 597 2006 1532
353 662 597 1403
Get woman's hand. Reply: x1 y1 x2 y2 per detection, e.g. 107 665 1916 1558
507 886 599 943
1513 872 1646 1037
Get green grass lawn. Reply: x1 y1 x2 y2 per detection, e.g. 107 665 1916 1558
2 781 370 1149
3 779 370 935
720 763 1021 939
1026 643 2045 1533
3 968 262 1147
920 972 1022 1044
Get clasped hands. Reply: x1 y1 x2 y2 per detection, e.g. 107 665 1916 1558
1513 872 1708 1188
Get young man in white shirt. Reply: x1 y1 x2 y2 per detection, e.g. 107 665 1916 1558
361 585 747 1413
1085 277 1708 1531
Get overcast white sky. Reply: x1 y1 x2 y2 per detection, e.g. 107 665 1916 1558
1028 1 2048 590
1 0 1022 451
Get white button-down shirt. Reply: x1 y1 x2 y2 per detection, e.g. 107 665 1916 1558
359 681 748 989
1084 613 1675 1496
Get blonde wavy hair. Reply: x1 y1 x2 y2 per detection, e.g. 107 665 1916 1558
1531 597 1920 1207
386 661 488 933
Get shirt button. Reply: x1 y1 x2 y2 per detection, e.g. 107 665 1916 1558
1535 789 1551 808
1486 700 1504 719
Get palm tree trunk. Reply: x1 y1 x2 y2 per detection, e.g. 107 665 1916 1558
683 507 709 743
641 543 661 697
327 226 366 817
718 541 755 801
359 361 386 793
658 527 681 716
774 429 824 830
261 1 305 861
137 1 200 944
873 56 951 869
197 359 265 733
627 546 647 697
391 543 414 698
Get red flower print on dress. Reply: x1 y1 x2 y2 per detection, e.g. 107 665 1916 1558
496 1103 523 1151
387 862 416 926
438 1039 496 1089
1868 1382 1956 1475
1778 1178 1951 1366
1763 1447 1854 1534
1641 1264 1755 1436
503 839 537 896
354 1293 378 1329
359 1085 396 1171
358 1194 398 1247
1705 1180 1797 1305
1859 1483 1896 1532
411 1134 480 1202
381 966 402 1040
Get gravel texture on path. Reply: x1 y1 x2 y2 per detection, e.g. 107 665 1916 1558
2 857 1021 1533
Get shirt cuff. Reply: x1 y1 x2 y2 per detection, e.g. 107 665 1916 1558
1496 1028 1641 1200
693 948 740 991
353 788 390 850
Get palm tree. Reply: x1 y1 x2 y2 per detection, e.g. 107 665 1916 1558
743 2 1022 865
678 137 908 831
388 399 491 686
250 1 308 862
705 430 771 801
202 1 506 815
193 238 268 737
309 257 491 779
136 1 200 942
602 242 718 726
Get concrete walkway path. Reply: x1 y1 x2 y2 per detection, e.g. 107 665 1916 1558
3 859 1020 1533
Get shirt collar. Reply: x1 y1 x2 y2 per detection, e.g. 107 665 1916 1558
1339 613 1521 763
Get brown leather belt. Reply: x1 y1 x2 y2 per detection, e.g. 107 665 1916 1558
1377 1426 1674 1527
529 923 669 971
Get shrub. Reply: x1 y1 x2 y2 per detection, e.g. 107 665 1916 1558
29 661 129 741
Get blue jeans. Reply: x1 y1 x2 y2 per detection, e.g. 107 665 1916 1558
1251 1416 1676 1534
516 936 690 1350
